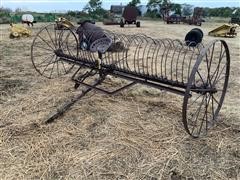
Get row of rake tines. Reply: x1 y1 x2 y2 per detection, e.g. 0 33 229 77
65 29 205 87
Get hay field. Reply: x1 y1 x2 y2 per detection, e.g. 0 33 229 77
0 21 240 179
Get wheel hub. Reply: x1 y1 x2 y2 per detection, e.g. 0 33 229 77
193 84 218 95
54 49 63 56
209 87 218 94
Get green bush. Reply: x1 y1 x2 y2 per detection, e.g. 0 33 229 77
0 16 10 24
10 15 21 23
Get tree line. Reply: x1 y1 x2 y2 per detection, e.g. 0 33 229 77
0 0 239 24
144 0 239 18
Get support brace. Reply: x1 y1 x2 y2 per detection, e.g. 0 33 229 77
45 78 103 124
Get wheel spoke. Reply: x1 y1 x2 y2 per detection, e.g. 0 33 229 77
210 50 226 84
36 54 55 66
188 93 203 108
214 76 226 87
45 27 57 49
213 64 226 86
38 34 55 50
57 59 60 76
211 95 215 121
54 28 62 48
33 44 53 52
190 95 206 134
34 51 54 57
209 43 215 69
54 25 58 47
205 94 211 131
197 94 210 136
60 32 71 48
49 57 56 78
212 95 220 106
196 70 205 84
60 60 68 73
206 43 215 85
66 41 75 56
38 59 59 68
41 55 55 74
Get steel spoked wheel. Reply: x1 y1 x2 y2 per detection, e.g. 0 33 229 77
183 40 230 137
31 23 78 79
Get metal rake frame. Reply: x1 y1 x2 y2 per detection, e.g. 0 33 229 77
31 23 230 137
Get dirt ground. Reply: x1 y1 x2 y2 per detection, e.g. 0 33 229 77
0 21 240 179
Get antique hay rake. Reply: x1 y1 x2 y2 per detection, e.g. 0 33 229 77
31 22 230 137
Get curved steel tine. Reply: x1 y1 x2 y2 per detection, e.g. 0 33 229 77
181 46 188 83
67 29 208 87
153 39 162 78
150 40 159 76
163 39 172 79
175 42 185 82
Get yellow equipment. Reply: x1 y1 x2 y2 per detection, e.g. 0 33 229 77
208 24 239 37
55 17 75 29
9 24 31 38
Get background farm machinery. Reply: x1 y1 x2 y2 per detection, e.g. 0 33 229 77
120 6 141 28
103 5 123 25
103 5 140 28
9 23 31 38
208 24 239 37
165 7 204 26
21 14 36 26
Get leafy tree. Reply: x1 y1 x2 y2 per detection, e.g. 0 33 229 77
147 0 171 18
83 0 107 20
15 8 22 13
128 0 141 6
232 8 240 17
171 3 181 15
83 0 102 14
182 4 193 16
67 10 77 17
147 0 161 10
204 7 239 17
203 7 210 17
144 9 161 18
0 7 12 17
0 7 12 23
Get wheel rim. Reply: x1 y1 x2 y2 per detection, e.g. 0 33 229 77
31 23 78 79
183 40 230 137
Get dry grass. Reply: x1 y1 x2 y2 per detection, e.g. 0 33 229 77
0 21 240 179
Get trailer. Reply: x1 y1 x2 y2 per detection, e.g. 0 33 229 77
120 6 140 28
165 7 204 26
166 14 182 24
